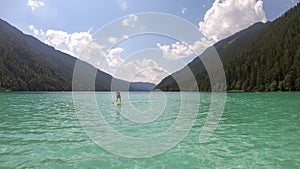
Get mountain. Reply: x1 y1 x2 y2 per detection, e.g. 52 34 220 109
0 19 154 91
156 3 300 92
129 82 156 91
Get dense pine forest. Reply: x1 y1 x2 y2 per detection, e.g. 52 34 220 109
0 19 76 91
226 3 300 91
1 3 299 92
0 19 154 91
156 3 300 92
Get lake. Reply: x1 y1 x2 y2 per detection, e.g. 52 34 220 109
0 92 299 168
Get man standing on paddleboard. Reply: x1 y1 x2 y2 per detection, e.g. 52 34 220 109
116 90 121 103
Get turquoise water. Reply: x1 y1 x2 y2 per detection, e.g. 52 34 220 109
0 92 299 168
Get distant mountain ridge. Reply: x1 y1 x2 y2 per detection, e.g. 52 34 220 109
0 19 154 91
156 3 300 92
129 82 156 91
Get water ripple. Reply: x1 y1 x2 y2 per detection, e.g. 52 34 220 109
0 92 299 168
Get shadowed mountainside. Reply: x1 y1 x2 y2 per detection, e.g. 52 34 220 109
0 19 154 91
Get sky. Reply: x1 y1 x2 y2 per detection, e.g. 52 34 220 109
1 0 299 84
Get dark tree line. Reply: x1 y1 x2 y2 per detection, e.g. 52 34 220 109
156 3 300 92
226 3 300 91
0 19 154 91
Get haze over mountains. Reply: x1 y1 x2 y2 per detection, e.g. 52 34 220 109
0 19 155 91
156 3 300 92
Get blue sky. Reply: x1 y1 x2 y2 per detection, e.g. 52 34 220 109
1 0 299 83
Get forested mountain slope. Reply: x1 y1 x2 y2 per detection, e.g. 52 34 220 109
156 3 300 92
0 19 154 91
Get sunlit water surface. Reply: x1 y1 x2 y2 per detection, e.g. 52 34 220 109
0 92 299 168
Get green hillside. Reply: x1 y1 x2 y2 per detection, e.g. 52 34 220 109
0 19 154 91
156 3 300 92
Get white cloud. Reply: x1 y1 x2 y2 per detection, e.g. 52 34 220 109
27 0 45 11
69 32 105 61
117 59 169 84
28 26 126 77
190 38 213 52
157 0 266 60
42 29 106 65
108 37 118 44
157 39 212 60
44 29 69 47
181 7 187 14
27 26 167 83
122 14 138 27
105 48 124 68
157 41 192 60
122 35 129 39
157 0 267 60
29 25 34 30
199 0 267 42
29 25 44 37
119 0 128 10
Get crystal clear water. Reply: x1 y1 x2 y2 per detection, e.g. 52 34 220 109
0 92 299 168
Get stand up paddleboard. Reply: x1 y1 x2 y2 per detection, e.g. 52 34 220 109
114 101 121 105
